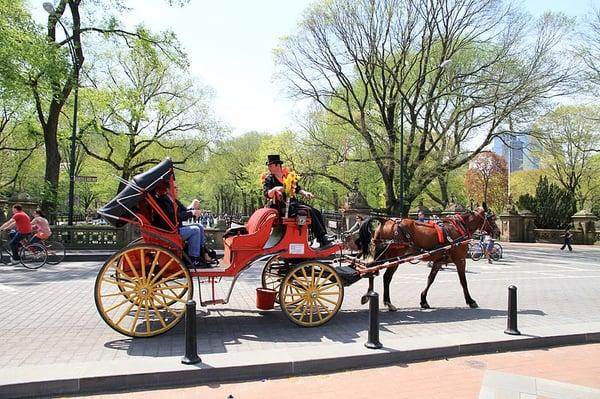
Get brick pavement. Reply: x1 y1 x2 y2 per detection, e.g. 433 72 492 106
85 343 600 399
0 243 599 397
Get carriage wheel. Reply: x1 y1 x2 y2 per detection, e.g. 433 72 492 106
279 261 344 327
94 244 192 338
261 256 288 303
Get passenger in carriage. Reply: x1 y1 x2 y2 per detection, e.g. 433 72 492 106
262 154 332 248
153 180 215 268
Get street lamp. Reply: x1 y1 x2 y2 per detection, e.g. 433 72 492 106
43 2 79 226
398 59 451 217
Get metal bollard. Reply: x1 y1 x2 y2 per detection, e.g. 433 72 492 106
181 300 201 364
504 285 521 335
364 289 383 349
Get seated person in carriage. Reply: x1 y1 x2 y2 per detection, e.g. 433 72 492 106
153 180 215 268
262 154 332 248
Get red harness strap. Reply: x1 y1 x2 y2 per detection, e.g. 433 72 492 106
448 214 467 237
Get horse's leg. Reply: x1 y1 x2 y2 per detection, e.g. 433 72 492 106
420 261 442 309
454 257 478 308
383 266 399 311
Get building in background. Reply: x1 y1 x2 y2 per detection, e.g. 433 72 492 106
492 134 539 172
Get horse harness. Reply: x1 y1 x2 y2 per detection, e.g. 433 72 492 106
372 215 469 261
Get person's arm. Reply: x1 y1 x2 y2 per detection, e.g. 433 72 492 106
0 218 15 231
263 175 284 200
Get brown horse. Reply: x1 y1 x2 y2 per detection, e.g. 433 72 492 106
357 206 500 311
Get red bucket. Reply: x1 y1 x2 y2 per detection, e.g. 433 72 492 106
256 288 277 310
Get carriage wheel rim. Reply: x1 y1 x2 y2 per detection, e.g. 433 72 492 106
279 261 343 327
94 244 192 337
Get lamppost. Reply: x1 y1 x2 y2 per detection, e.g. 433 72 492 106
398 59 452 217
43 2 79 226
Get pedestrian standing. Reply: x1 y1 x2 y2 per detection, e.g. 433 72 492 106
560 228 573 252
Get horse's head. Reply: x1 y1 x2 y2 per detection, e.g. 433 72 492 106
472 203 500 239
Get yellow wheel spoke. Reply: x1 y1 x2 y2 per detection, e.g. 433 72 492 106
139 248 146 280
150 302 168 329
101 290 136 298
148 250 160 279
318 296 339 306
155 292 188 304
143 299 151 333
101 277 136 290
105 296 136 313
130 301 142 330
114 301 135 326
122 253 140 279
149 258 177 285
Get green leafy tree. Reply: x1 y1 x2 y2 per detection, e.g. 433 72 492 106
275 0 574 215
517 176 576 229
78 38 219 194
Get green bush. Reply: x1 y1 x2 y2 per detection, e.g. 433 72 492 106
517 176 576 229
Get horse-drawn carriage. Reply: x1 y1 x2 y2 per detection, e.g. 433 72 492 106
95 159 499 338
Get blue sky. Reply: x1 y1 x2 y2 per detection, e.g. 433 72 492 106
30 0 595 135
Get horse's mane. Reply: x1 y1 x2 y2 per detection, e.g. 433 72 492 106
357 216 385 258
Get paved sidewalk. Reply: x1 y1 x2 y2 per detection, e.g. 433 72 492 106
86 344 600 399
0 244 599 397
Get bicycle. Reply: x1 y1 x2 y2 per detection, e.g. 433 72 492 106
1 236 48 269
469 240 502 262
34 239 65 265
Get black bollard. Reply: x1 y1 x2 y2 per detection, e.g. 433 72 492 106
181 300 201 364
364 289 383 349
504 285 521 335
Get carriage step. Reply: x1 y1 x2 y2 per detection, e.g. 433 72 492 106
201 299 226 306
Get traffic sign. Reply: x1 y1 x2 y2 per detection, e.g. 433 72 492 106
75 175 97 183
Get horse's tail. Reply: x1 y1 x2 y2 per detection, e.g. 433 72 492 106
358 216 385 258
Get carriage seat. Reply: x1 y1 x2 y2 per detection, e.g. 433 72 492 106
224 208 279 250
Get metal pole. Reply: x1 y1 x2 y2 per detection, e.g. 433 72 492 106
181 300 201 364
67 64 78 226
399 97 404 217
54 16 78 227
364 276 382 349
504 285 521 335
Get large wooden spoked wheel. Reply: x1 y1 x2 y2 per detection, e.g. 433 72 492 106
279 261 344 327
94 244 192 338
261 255 288 303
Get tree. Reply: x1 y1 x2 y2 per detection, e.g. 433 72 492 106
275 0 574 215
518 176 575 229
464 151 508 212
532 105 600 209
78 38 219 193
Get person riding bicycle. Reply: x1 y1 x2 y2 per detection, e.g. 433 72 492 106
482 232 495 264
0 204 32 263
30 209 51 244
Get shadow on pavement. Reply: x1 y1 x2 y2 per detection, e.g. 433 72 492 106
101 306 547 358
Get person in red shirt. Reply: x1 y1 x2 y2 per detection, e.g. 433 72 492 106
0 204 33 261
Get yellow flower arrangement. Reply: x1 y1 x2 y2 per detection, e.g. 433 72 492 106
283 171 299 198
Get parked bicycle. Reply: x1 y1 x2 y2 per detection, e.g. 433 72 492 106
468 239 503 262
0 237 48 269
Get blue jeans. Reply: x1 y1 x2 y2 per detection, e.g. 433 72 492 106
9 231 29 259
179 224 205 258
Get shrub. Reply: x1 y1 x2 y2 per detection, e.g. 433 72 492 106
517 176 576 229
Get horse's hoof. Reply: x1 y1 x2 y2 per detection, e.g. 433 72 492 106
468 301 479 308
360 295 369 305
420 302 430 309
384 302 397 312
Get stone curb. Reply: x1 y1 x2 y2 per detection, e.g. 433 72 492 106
2 331 599 398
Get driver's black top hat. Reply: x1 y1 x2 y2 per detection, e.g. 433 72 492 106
266 154 283 165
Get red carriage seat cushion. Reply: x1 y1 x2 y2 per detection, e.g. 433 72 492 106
226 208 279 250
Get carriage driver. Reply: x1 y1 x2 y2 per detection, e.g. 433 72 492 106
262 154 332 248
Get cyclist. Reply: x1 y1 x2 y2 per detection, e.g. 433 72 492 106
30 209 52 243
482 232 495 264
0 204 32 263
